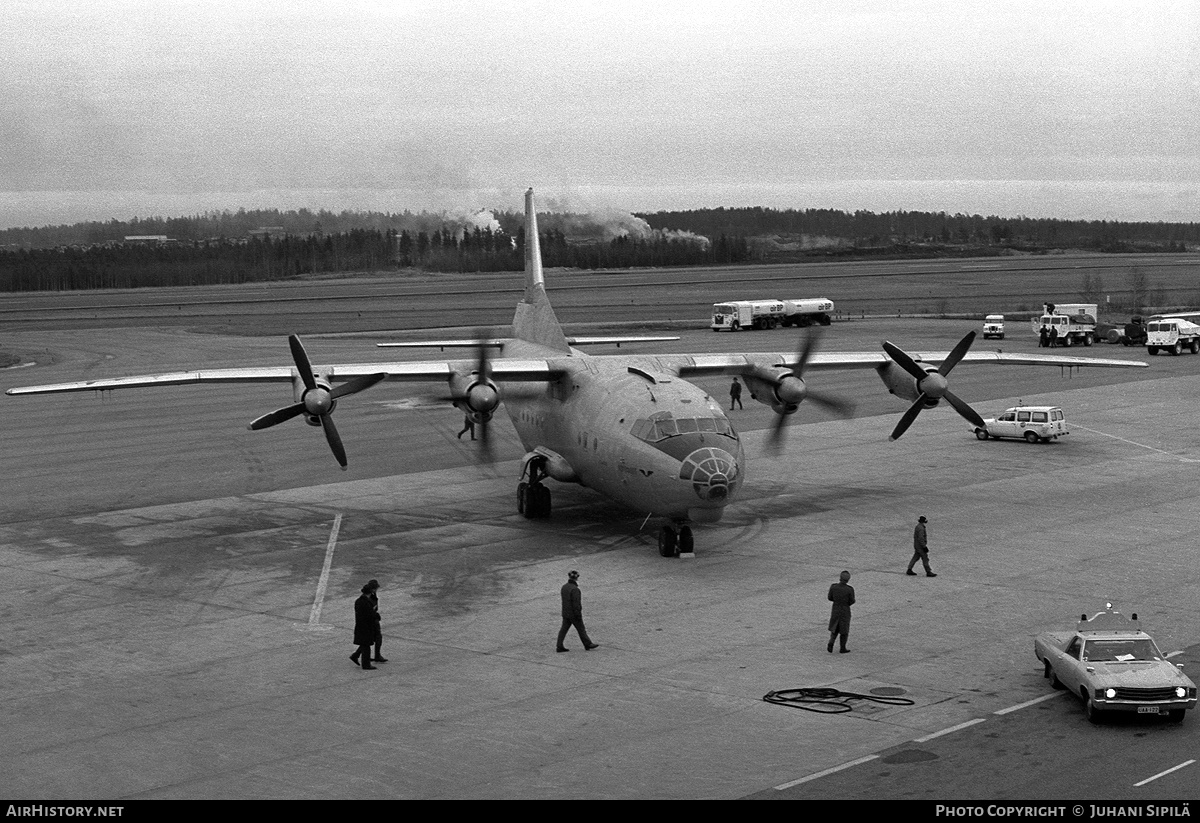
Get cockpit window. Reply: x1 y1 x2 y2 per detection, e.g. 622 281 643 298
632 414 735 443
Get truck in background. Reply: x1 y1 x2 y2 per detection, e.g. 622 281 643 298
982 314 1005 340
1032 302 1097 347
1146 313 1200 355
711 298 833 331
780 298 834 327
1095 315 1146 346
711 300 785 331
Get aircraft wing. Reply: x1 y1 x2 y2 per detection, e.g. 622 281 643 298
5 359 564 396
652 349 1148 377
376 335 679 349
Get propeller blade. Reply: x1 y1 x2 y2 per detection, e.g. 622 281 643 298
761 326 853 456
881 340 929 382
329 372 387 400
475 328 493 382
320 414 348 470
288 335 318 391
248 403 307 430
794 325 822 373
761 410 789 455
942 390 986 429
805 390 857 418
477 417 495 463
938 331 976 376
889 396 927 441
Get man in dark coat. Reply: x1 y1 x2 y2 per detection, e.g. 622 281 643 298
827 570 855 654
906 515 937 577
556 570 598 652
366 579 387 663
729 377 744 410
350 584 378 669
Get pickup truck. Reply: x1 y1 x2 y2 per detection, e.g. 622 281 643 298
1034 605 1196 723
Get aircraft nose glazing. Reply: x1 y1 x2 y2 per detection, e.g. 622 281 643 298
679 447 740 503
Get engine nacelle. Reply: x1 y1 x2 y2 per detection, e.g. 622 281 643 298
743 369 806 415
875 361 939 408
293 370 336 422
449 371 501 424
524 447 580 483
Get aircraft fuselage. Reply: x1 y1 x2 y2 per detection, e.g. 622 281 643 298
502 346 744 523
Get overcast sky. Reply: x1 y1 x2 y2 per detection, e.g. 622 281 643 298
2 0 1198 228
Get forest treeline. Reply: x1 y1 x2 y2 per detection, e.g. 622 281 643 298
643 206 1200 249
0 204 1195 292
0 223 750 291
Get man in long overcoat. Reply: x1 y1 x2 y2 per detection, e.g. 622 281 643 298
556 570 599 652
350 584 378 670
367 579 387 663
906 515 937 576
827 570 855 654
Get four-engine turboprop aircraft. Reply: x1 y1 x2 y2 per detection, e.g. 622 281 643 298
7 189 1148 556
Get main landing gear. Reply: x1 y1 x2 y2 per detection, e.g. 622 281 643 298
657 524 694 557
518 455 552 519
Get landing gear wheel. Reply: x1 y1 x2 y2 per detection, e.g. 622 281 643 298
678 526 694 554
1025 431 1039 443
517 481 528 514
658 526 678 557
534 484 551 518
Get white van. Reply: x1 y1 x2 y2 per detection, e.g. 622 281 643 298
982 314 1005 340
974 405 1068 443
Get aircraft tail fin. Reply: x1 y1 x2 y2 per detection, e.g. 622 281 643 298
512 188 571 352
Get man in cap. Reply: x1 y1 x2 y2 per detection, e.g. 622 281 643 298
556 570 599 652
366 579 387 663
350 584 378 670
827 570 855 654
906 515 937 577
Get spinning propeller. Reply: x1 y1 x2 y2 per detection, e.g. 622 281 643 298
763 327 856 455
248 334 386 469
882 331 985 441
430 329 502 463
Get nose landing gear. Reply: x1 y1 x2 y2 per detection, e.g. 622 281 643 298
657 524 694 557
518 455 552 519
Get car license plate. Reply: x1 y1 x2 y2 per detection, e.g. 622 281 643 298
1137 706 1159 714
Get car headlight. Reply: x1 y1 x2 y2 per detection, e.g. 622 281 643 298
1105 688 1117 699
1176 687 1187 699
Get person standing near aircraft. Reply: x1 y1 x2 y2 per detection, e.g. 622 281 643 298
729 377 743 410
367 579 387 663
351 584 378 669
556 570 599 652
457 413 476 440
906 515 937 577
827 570 855 654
